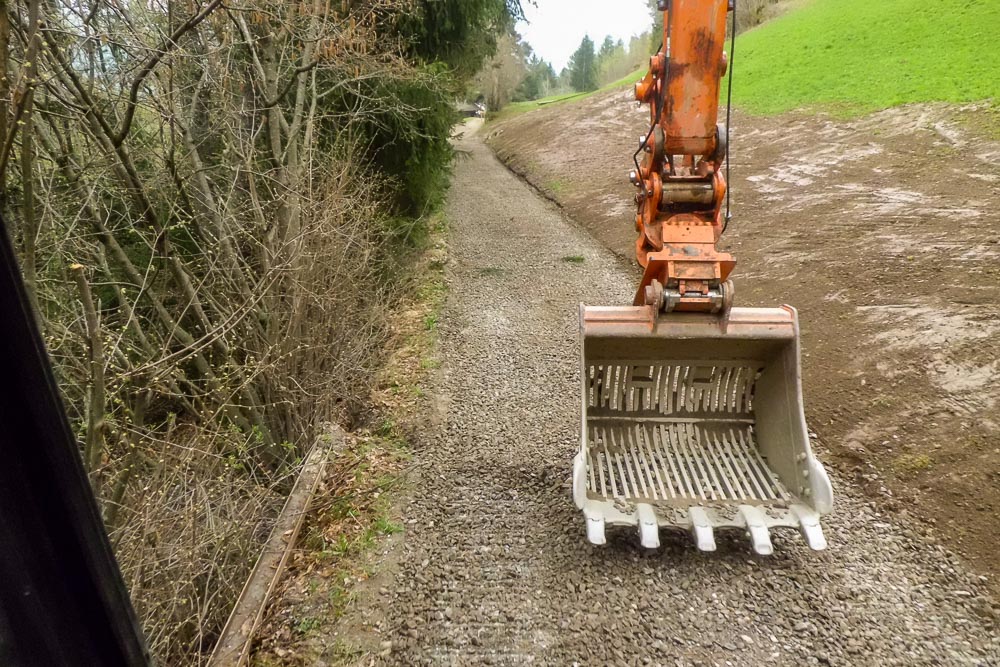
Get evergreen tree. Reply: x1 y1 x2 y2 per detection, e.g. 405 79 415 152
596 36 631 86
398 0 526 82
515 56 559 101
370 0 526 213
568 35 599 92
598 35 617 61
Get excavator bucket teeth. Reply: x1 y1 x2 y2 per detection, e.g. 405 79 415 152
572 305 833 554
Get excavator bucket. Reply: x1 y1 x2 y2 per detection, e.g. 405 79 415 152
572 305 833 554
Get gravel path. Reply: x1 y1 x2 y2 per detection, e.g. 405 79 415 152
376 121 999 666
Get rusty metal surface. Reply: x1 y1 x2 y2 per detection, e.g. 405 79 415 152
582 305 796 341
663 0 729 153
632 0 735 311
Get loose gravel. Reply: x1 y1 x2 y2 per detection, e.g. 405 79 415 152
374 122 999 666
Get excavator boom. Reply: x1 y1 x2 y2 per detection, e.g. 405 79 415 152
633 0 733 312
572 1 833 554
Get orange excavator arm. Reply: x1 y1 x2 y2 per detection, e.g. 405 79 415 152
631 0 735 313
573 0 833 554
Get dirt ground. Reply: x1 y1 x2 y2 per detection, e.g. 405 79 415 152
486 89 1000 594
320 121 998 666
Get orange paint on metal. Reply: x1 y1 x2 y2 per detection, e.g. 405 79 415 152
631 0 734 311
663 0 728 155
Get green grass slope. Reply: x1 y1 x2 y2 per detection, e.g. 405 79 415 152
732 0 1000 115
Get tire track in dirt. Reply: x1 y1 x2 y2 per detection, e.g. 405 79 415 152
370 121 998 666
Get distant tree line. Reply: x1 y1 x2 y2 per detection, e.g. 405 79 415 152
473 0 793 110
475 0 791 112
475 27 657 109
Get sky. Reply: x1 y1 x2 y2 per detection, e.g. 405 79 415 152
517 0 653 72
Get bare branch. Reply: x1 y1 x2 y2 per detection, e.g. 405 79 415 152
110 0 225 147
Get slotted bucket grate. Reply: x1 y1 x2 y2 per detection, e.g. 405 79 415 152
572 306 833 553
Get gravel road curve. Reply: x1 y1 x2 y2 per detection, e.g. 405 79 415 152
376 121 999 666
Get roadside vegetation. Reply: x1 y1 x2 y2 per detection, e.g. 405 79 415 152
733 0 1000 114
250 214 449 665
2 0 519 663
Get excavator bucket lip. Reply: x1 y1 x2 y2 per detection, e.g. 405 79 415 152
581 305 799 341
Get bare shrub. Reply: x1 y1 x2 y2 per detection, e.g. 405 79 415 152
0 0 436 662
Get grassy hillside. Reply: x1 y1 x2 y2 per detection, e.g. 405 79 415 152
732 0 999 114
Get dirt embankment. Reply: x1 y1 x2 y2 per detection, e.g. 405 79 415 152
486 90 1000 591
